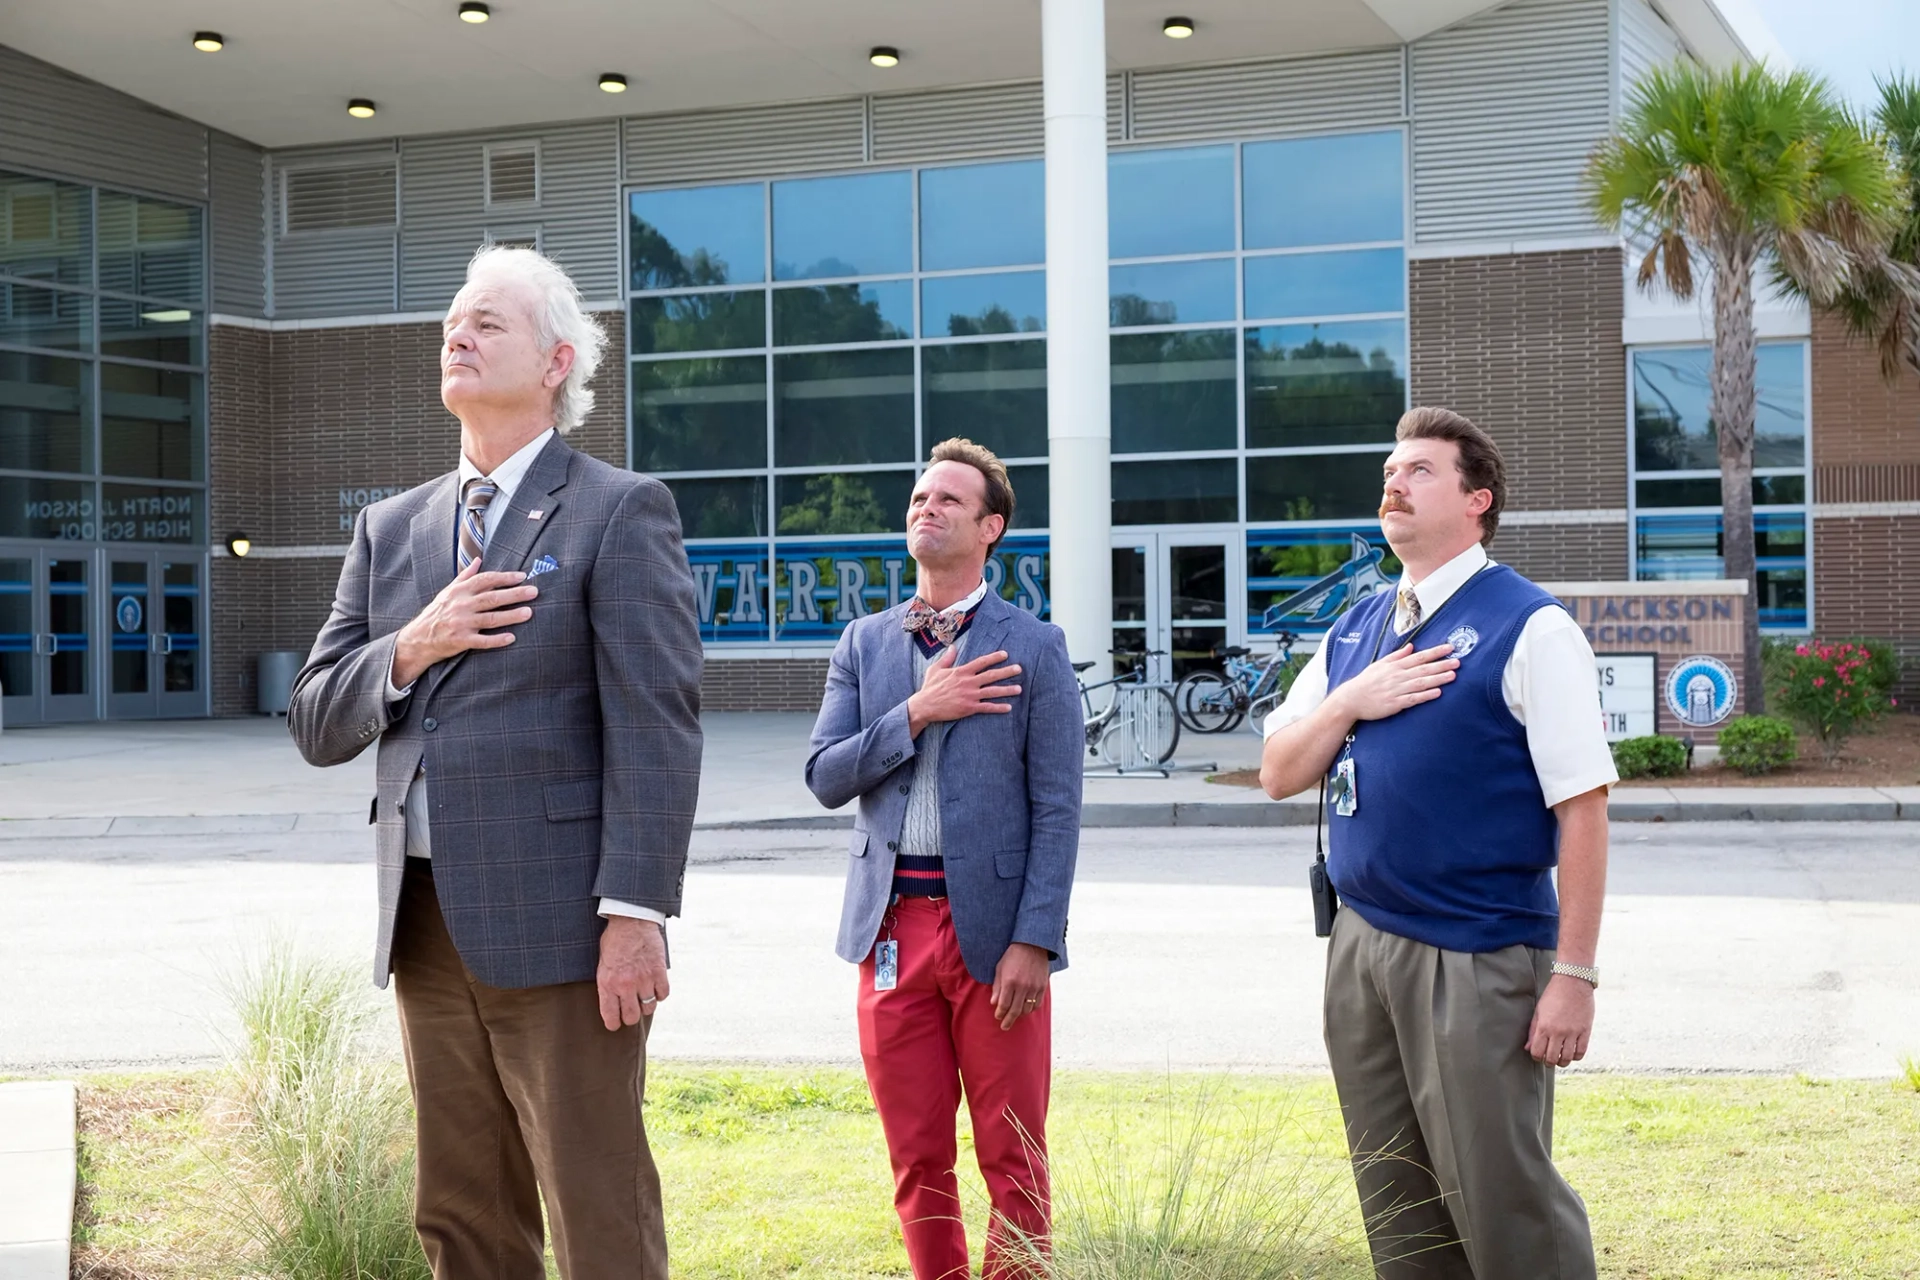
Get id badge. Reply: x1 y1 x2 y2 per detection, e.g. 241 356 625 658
874 940 899 991
1331 756 1358 817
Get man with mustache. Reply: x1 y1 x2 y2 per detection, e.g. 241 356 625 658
1260 407 1615 1280
805 438 1081 1280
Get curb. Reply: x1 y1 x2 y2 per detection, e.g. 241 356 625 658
1 794 1915 839
0 1081 76 1280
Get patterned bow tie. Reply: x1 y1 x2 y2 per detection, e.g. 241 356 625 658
902 600 972 648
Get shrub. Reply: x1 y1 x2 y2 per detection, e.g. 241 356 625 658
1716 715 1798 776
1612 735 1688 779
1766 639 1900 764
221 946 429 1280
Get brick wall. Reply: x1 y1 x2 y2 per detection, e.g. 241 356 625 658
206 310 627 715
1409 248 1629 527
1492 522 1629 583
701 659 830 712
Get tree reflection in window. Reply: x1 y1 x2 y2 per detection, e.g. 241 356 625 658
1246 323 1406 448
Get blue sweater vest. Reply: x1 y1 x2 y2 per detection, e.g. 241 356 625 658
1322 564 1563 953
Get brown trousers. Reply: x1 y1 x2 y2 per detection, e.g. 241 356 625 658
1323 908 1596 1280
391 858 667 1280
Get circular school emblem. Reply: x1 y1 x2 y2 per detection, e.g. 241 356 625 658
115 595 143 634
1446 624 1480 658
1663 655 1737 727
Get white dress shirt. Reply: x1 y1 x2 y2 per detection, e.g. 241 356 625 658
1262 542 1618 808
386 428 666 925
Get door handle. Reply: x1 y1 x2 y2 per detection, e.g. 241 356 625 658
159 634 174 656
34 633 57 656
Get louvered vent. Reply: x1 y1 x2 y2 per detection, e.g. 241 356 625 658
283 166 396 233
488 146 539 205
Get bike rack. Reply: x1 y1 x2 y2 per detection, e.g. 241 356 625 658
1086 684 1217 779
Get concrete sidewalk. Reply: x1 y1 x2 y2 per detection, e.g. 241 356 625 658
2 715 1916 833
0 1082 75 1280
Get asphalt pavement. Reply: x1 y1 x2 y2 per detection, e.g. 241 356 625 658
3 822 1915 1079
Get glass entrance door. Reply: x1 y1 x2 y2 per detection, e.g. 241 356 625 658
0 549 96 725
107 551 206 718
1110 532 1241 685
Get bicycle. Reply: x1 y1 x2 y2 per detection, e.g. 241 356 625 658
1171 631 1303 734
1075 650 1181 767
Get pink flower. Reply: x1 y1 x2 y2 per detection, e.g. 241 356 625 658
1817 645 1834 660
1813 677 1825 688
1860 648 1872 659
1796 644 1810 656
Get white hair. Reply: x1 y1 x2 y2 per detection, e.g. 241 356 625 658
464 245 607 434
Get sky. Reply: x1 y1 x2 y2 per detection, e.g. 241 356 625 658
1744 0 1919 113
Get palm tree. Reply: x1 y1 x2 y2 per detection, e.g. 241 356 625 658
1825 76 1920 378
1587 63 1906 713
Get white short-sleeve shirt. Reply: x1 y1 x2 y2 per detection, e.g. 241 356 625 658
1262 543 1618 808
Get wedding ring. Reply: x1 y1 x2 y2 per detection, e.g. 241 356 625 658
640 995 658 1004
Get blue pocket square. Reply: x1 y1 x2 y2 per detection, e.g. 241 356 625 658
528 554 560 577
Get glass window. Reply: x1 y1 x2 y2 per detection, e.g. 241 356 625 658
100 482 201 543
1005 464 1050 529
629 184 764 289
630 291 764 354
1635 475 1806 508
100 365 201 481
773 281 912 346
97 192 203 304
1109 146 1235 259
773 171 912 280
0 281 91 351
1246 321 1407 449
1109 259 1235 327
1632 343 1806 471
664 476 767 539
0 351 91 473
0 171 92 286
1112 457 1237 524
1244 249 1405 321
1247 452 1389 522
774 348 914 466
1247 528 1401 636
631 355 768 472
98 300 202 366
776 471 915 535
923 340 1047 461
922 271 1045 336
1111 330 1237 454
0 475 93 539
1244 131 1404 249
920 160 1043 270
1635 512 1808 629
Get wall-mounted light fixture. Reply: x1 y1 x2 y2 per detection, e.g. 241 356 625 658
192 31 225 52
226 532 253 559
347 99 377 119
459 2 491 22
1163 16 1195 37
869 46 900 68
599 72 628 93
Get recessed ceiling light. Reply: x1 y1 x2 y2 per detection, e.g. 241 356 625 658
598 72 628 93
1163 16 1195 37
192 31 224 52
869 46 900 68
347 99 377 119
459 2 490 21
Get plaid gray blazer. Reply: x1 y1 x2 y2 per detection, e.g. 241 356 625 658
289 434 704 990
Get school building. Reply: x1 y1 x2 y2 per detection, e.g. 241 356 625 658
0 0 1914 726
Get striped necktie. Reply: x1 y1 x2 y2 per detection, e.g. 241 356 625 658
457 476 498 571
1397 584 1423 634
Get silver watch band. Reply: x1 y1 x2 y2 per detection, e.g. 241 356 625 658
1551 961 1599 989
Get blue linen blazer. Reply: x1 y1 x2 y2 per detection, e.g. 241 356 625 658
804 589 1084 985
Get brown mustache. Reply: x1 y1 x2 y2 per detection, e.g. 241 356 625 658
1378 495 1415 518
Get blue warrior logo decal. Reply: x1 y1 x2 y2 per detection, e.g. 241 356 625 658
1261 533 1395 630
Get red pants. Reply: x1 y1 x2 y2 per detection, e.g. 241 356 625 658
857 896 1052 1280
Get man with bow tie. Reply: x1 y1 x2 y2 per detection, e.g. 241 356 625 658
805 437 1083 1280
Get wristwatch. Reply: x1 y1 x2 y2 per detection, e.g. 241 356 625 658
1551 961 1599 989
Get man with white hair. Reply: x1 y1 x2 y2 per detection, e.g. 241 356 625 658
289 246 702 1279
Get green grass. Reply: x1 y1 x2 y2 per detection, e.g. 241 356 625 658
70 1068 1920 1280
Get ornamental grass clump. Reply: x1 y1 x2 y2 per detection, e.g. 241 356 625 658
219 945 428 1280
1768 640 1900 764
1715 715 1798 776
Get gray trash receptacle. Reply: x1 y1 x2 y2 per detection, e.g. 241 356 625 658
257 650 303 715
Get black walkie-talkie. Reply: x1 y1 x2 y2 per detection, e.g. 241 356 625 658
1309 774 1339 937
